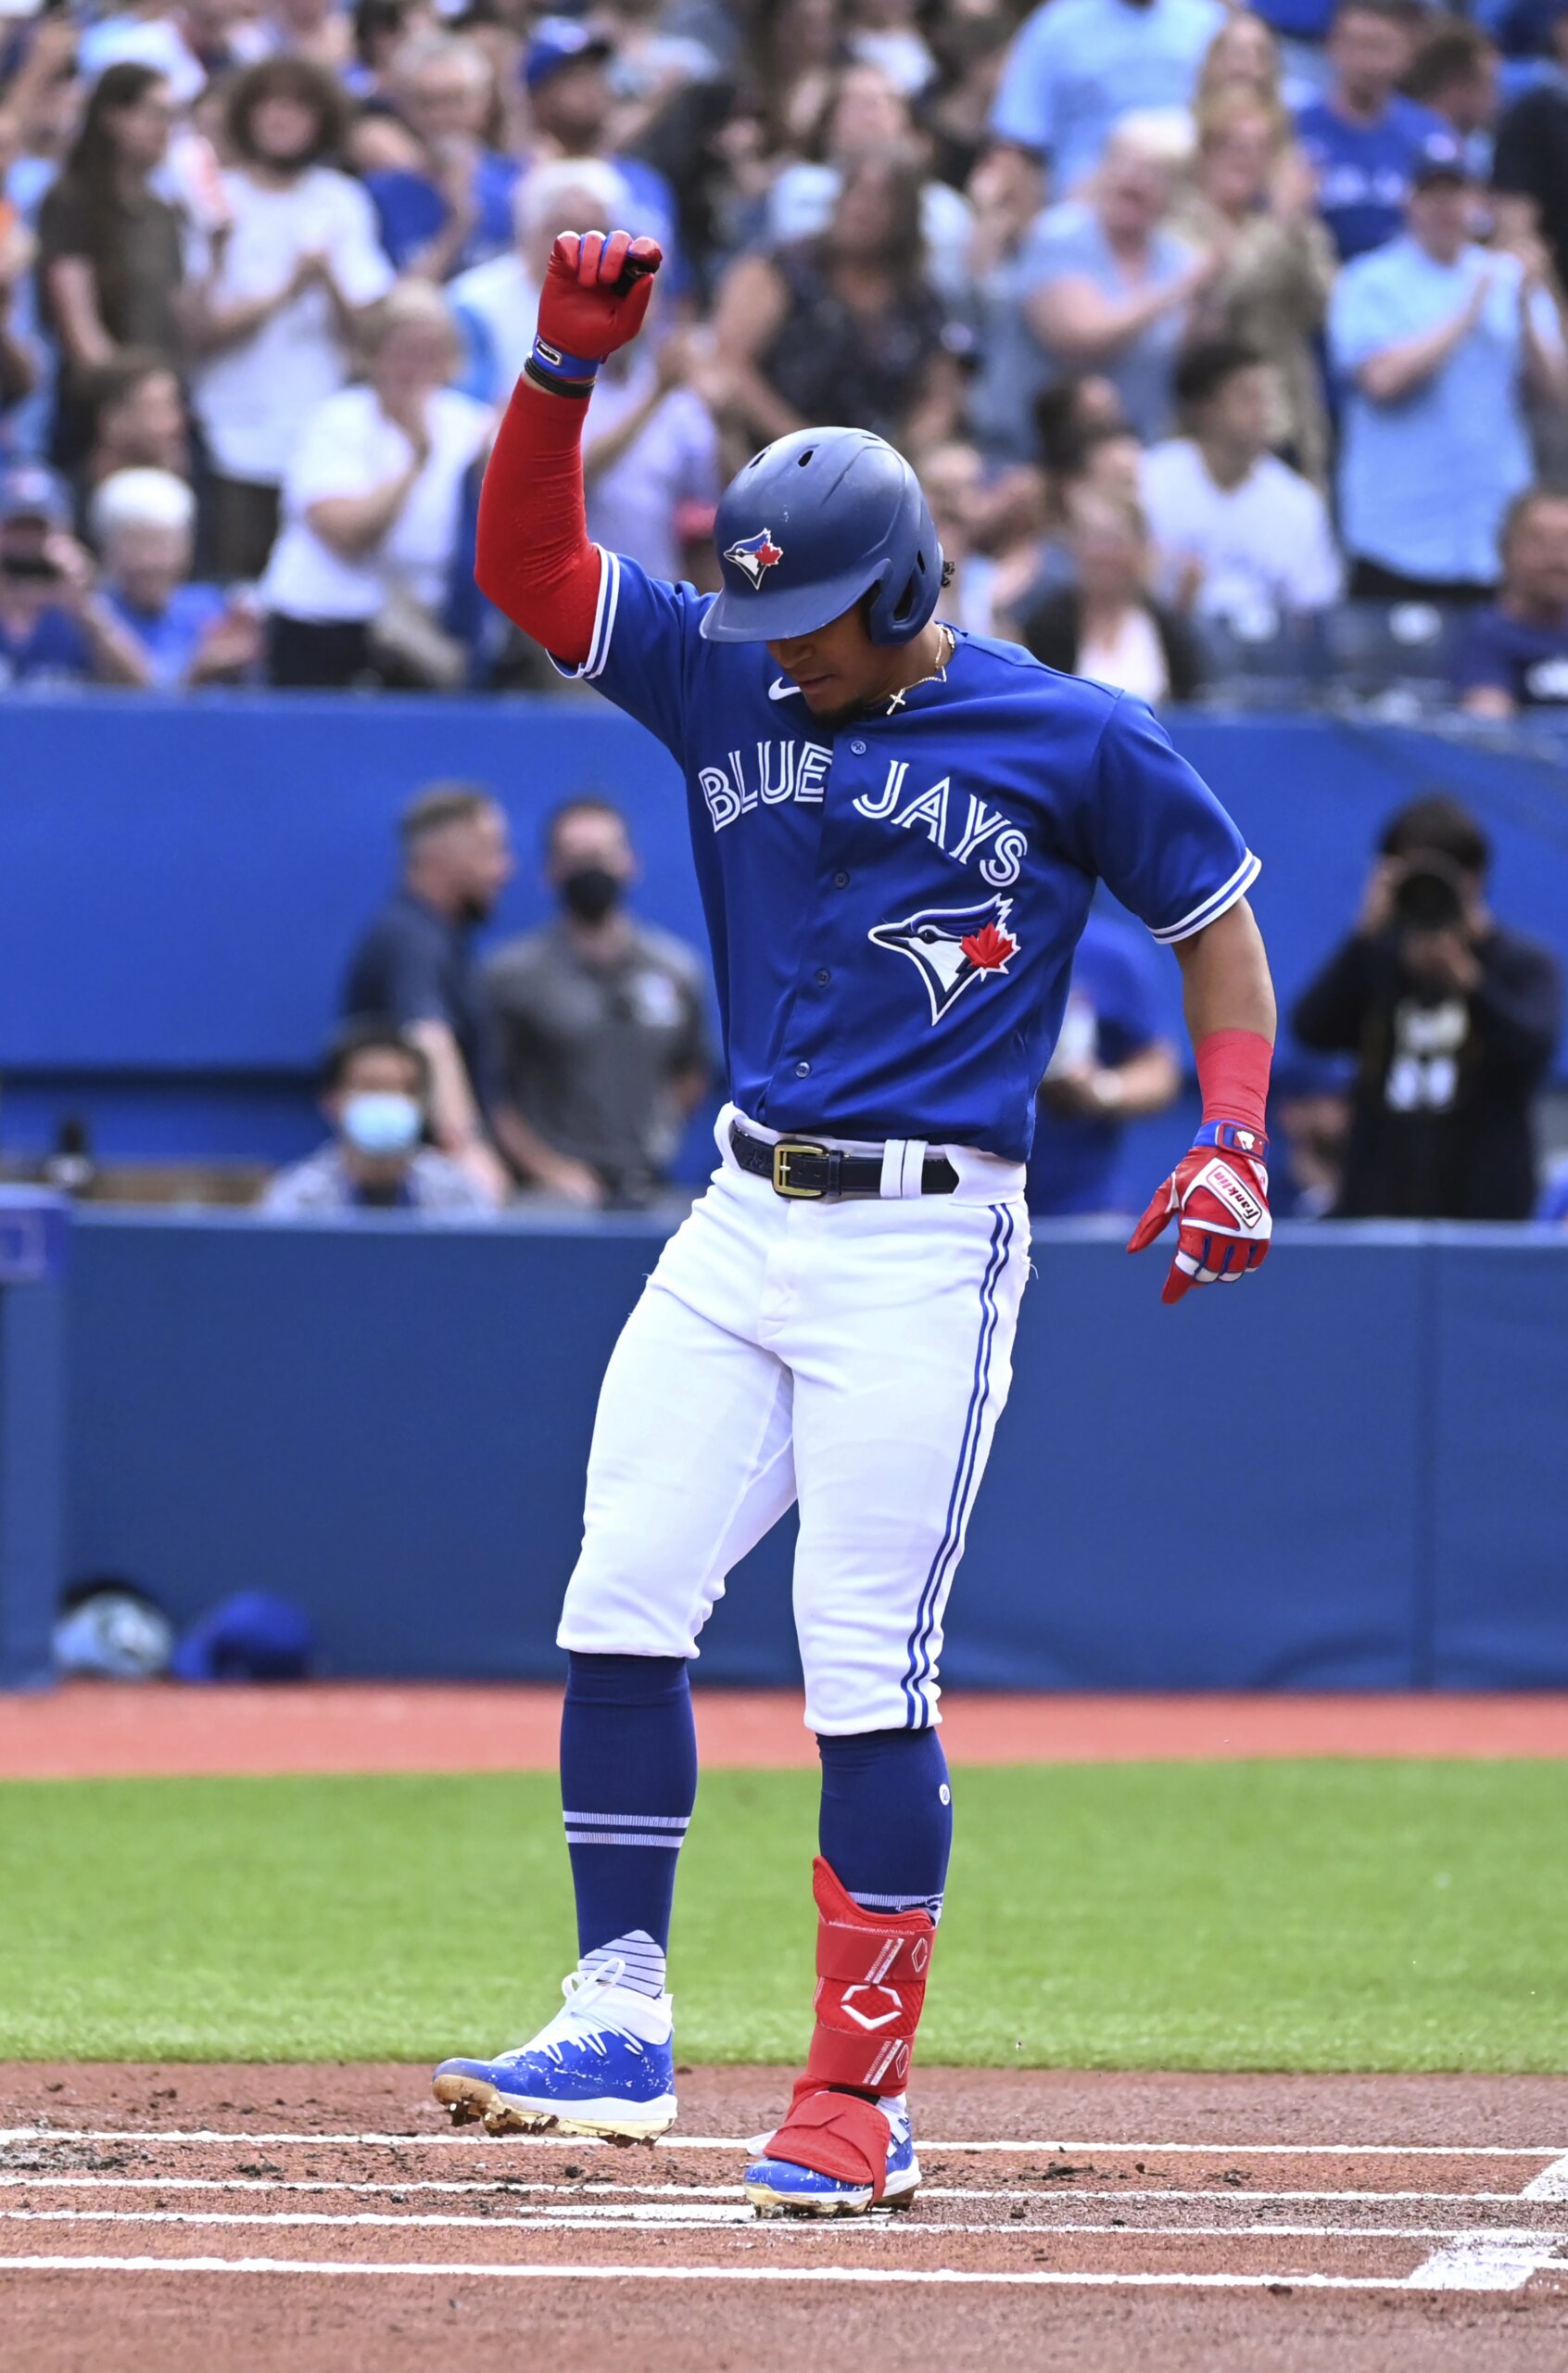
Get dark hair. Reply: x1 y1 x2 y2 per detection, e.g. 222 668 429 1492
1405 22 1493 101
322 1019 433 1098
1379 793 1490 878
828 146 928 285
85 348 181 425
63 62 167 200
1330 0 1406 26
224 57 350 171
400 780 494 846
1499 483 1568 551
544 794 626 856
354 0 419 68
1174 336 1268 412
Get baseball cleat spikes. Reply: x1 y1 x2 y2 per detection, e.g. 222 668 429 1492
431 1959 678 2145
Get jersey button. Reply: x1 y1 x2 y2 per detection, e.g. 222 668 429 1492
850 739 866 755
815 968 830 985
794 1060 811 1078
833 869 849 887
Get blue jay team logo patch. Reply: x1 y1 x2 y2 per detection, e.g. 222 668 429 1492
869 894 1020 1025
724 527 784 588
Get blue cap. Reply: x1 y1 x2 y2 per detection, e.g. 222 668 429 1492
171 1592 315 1683
523 16 612 90
0 464 72 527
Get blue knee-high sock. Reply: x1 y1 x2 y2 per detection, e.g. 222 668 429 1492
560 1651 697 1997
816 1728 953 1927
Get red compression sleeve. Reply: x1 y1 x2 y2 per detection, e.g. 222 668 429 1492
474 377 601 667
1195 1028 1272 1136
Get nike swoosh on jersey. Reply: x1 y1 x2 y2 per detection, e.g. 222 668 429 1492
767 678 804 701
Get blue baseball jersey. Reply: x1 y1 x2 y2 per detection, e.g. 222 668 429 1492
559 550 1258 1162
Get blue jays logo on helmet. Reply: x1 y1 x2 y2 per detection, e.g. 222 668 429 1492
724 527 784 589
868 895 1020 1026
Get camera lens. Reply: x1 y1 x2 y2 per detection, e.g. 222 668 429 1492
1392 859 1465 933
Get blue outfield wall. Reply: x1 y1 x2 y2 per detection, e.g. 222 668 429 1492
2 697 1568 1171
56 1211 1568 1692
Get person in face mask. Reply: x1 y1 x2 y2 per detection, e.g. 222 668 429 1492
487 797 714 1209
260 1021 498 1214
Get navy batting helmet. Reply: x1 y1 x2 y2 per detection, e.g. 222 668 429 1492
701 427 943 647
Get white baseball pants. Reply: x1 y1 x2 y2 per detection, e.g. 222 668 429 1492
557 1107 1031 1732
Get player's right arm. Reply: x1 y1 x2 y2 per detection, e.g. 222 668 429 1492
474 228 661 668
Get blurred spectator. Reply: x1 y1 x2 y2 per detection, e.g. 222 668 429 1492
260 282 492 688
1184 86 1336 482
990 0 1226 197
917 439 1004 636
91 466 260 688
343 0 435 107
1492 1 1568 287
487 798 713 1210
961 140 1051 463
1405 19 1500 181
450 154 629 401
1293 793 1562 1218
0 460 147 684
342 780 513 1205
1028 907 1180 1214
361 31 515 280
0 134 37 422
1294 0 1456 262
519 18 683 284
1019 488 1207 700
1195 11 1286 113
187 57 395 583
1328 157 1568 602
1140 340 1341 636
580 331 720 584
1451 485 1568 716
77 352 191 503
262 1021 493 1213
764 63 973 307
748 0 845 163
36 65 187 467
264 0 354 78
1023 113 1211 443
710 151 956 450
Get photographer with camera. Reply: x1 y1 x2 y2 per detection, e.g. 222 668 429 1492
0 463 149 688
1292 795 1562 1219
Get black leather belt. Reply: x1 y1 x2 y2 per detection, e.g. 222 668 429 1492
730 1120 957 1200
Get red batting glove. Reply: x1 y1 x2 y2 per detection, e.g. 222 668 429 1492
529 230 663 390
1127 1120 1271 1306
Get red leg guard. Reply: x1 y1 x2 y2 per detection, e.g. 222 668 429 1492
761 1859 936 2199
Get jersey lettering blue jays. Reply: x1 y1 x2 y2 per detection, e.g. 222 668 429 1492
558 549 1259 1161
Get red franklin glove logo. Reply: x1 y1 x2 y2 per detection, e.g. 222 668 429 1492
537 229 663 365
1128 1141 1271 1306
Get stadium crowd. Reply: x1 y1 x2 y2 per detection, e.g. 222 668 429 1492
5 0 1568 706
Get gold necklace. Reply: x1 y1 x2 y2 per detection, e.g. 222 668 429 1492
884 624 955 714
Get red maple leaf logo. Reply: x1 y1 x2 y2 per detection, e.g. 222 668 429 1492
755 536 783 569
960 921 1017 971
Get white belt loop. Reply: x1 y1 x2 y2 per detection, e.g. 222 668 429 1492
879 1137 929 1199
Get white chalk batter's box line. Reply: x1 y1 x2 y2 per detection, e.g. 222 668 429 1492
2 2174 1562 2207
2 2250 1565 2292
6 2128 1568 2157
1 2207 1563 2247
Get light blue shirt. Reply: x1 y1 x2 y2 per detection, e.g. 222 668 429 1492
990 0 1226 192
1329 238 1559 584
1020 201 1195 444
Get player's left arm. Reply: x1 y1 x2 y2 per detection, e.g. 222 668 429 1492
1129 897 1276 1304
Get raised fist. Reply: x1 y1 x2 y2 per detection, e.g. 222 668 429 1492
529 230 663 391
1127 1120 1271 1306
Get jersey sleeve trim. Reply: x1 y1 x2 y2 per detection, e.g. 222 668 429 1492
1148 849 1262 945
548 546 621 682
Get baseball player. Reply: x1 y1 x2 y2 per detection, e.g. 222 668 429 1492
434 232 1275 2217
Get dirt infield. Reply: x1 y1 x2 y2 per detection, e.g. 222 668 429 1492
6 1683 1568 1779
3 2066 1566 2371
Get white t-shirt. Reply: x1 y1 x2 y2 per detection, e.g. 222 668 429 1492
1139 439 1343 636
1078 604 1170 704
449 251 540 406
261 383 492 623
584 359 719 582
193 168 396 485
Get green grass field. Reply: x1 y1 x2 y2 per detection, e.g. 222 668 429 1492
2 1761 1564 2070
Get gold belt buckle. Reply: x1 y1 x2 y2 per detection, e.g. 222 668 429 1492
772 1139 827 1199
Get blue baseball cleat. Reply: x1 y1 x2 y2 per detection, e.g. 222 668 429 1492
432 1958 677 2141
744 2093 920 2217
